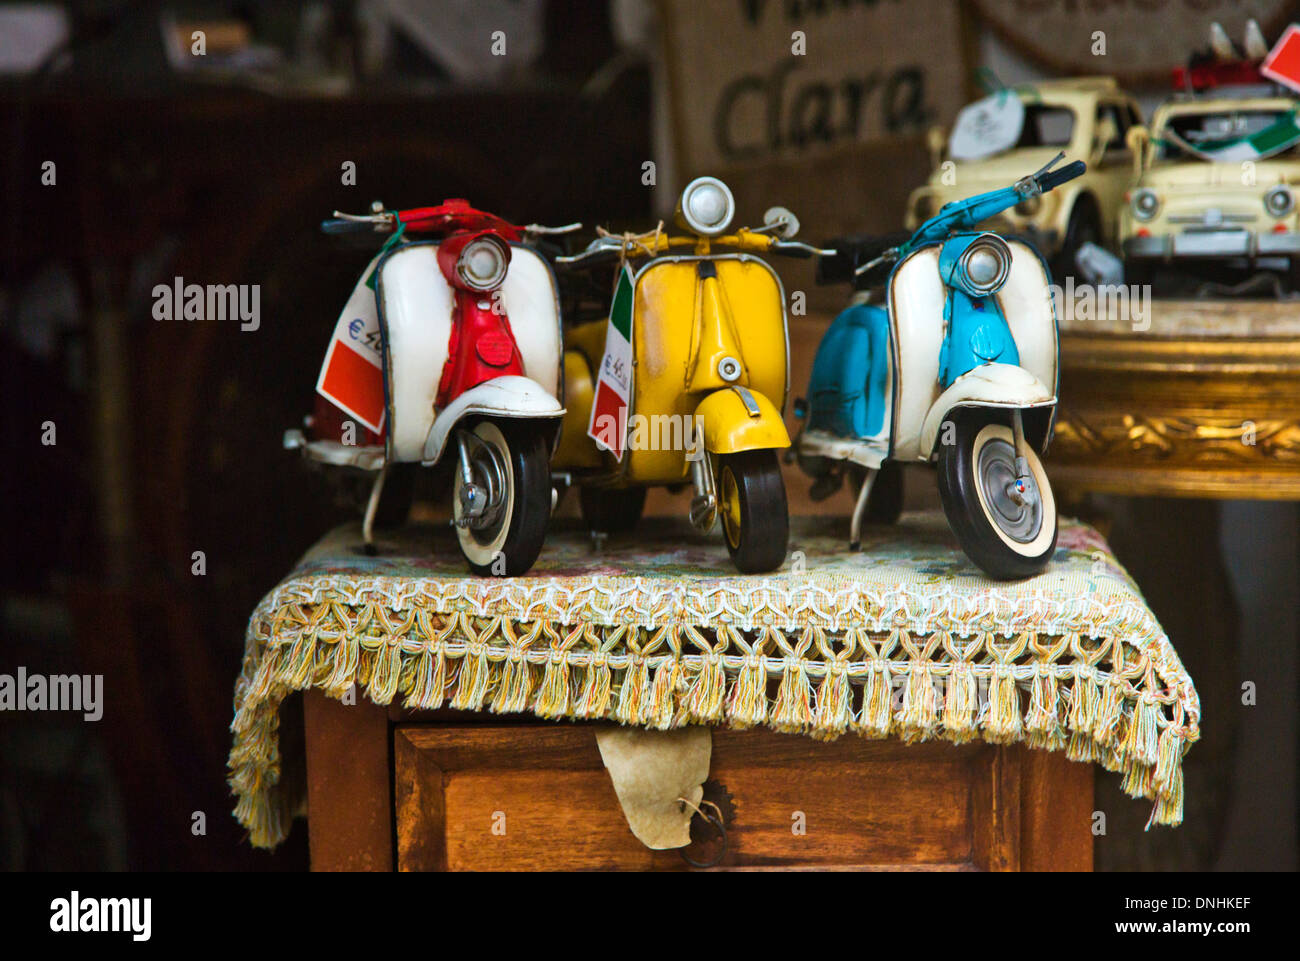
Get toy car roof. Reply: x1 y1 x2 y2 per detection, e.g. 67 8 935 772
1033 76 1120 91
1158 91 1298 113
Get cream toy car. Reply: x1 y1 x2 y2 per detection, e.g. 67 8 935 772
907 78 1142 279
1120 91 1300 288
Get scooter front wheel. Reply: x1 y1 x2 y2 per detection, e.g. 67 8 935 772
452 420 551 576
717 450 789 574
936 412 1057 580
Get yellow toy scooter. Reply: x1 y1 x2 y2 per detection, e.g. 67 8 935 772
553 176 831 573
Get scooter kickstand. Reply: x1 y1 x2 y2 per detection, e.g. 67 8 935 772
361 463 389 555
849 468 877 552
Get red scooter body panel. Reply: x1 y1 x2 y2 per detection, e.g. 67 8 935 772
435 289 525 408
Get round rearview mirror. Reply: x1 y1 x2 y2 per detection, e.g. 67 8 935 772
925 124 946 166
1126 124 1149 172
1094 116 1119 154
763 206 800 239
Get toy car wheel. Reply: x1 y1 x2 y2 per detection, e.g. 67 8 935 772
848 461 904 525
578 485 647 534
452 420 551 576
1054 199 1100 282
717 449 789 573
937 411 1057 580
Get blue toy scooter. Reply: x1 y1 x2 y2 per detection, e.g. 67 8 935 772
795 152 1085 579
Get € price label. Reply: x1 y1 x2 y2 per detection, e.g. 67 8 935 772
316 255 386 434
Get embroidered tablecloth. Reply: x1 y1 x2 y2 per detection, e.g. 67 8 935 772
229 513 1200 848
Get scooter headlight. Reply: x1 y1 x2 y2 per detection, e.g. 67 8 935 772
1264 185 1294 218
955 234 1011 296
677 176 735 236
1131 188 1160 222
457 236 509 291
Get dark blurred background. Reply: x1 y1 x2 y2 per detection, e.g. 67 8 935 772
2 0 1296 871
1 0 653 870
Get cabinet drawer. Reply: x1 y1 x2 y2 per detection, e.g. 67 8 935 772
392 724 1088 871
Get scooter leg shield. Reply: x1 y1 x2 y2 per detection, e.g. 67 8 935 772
808 303 891 438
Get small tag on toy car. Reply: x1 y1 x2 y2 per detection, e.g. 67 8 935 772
949 93 1025 162
316 255 386 434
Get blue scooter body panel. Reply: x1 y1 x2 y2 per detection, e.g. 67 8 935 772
808 301 891 440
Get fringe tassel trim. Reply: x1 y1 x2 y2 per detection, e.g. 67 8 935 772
229 613 1200 848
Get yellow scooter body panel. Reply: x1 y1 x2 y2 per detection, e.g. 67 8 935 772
555 349 603 468
552 254 789 486
626 255 788 484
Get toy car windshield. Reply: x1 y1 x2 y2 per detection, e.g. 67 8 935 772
1160 107 1300 162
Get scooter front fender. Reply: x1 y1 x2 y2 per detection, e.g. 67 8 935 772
919 364 1054 458
422 375 564 465
695 386 790 454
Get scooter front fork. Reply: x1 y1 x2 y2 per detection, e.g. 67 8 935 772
454 430 489 528
688 453 718 532
1006 410 1038 509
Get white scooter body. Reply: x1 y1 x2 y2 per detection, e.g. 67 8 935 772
286 237 566 562
798 237 1057 469
895 240 1057 461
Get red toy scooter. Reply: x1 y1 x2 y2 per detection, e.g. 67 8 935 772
286 199 577 575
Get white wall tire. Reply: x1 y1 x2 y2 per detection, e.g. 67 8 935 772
937 411 1057 579
452 420 551 576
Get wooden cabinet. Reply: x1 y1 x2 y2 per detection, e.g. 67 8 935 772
304 691 1092 872
1052 301 1300 501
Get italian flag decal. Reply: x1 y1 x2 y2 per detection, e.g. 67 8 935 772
588 263 634 460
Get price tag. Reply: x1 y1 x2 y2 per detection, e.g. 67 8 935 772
316 255 387 434
949 93 1025 162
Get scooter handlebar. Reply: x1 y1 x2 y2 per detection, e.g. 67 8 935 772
1036 159 1086 193
770 239 838 259
321 217 385 235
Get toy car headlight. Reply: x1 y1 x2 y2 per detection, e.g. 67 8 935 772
956 234 1011 296
1131 188 1160 222
457 236 509 290
1264 185 1295 218
677 176 735 236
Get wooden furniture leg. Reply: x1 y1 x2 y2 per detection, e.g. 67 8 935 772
304 690 393 871
1020 749 1094 871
